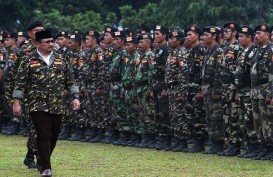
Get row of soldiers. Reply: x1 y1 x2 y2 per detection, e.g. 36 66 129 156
1 20 273 169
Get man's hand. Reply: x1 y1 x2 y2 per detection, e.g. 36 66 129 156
13 99 22 116
161 89 168 97
73 99 80 111
212 93 220 100
195 92 203 99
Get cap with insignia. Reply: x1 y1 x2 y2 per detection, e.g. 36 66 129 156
215 26 224 35
112 31 126 39
123 28 134 37
184 25 202 36
254 25 271 33
203 26 219 35
238 26 254 36
26 19 43 31
55 31 69 39
168 30 184 38
3 32 17 39
154 25 169 35
105 27 117 34
125 36 138 44
85 30 100 38
223 21 240 31
138 33 153 41
35 30 52 41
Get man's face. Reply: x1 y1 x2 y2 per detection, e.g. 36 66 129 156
114 37 124 49
223 28 233 40
104 32 114 44
254 31 269 46
168 37 180 48
57 36 68 49
17 36 26 46
270 31 273 42
125 43 136 55
238 33 251 48
186 31 199 45
138 39 150 52
38 38 54 53
68 39 79 51
100 39 107 50
154 31 165 43
85 36 96 48
28 26 44 40
4 38 15 48
202 32 215 45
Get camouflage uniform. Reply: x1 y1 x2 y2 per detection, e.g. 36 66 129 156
250 42 273 148
219 41 244 151
235 45 259 148
201 43 225 151
186 44 207 144
165 47 189 141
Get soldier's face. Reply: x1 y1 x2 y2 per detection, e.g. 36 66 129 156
168 37 180 48
125 43 137 55
38 38 54 53
114 37 124 49
254 31 269 46
238 33 251 48
186 31 198 45
28 26 44 41
85 36 95 48
223 28 233 40
154 31 165 43
202 32 215 45
17 36 26 46
68 39 79 51
4 38 15 48
100 40 107 50
104 32 114 44
57 36 68 48
138 39 150 52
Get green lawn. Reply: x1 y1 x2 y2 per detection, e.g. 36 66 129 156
0 134 272 177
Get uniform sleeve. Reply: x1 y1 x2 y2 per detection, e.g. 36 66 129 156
65 62 79 95
267 50 273 97
212 50 223 94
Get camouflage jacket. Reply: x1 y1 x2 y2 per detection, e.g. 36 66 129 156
109 47 126 83
151 43 172 91
85 45 104 90
219 41 244 85
201 44 223 96
134 49 154 92
56 46 70 58
250 42 273 99
122 51 140 89
187 44 206 94
234 45 256 96
12 50 79 114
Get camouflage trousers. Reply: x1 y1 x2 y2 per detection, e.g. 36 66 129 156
72 94 88 128
137 88 156 135
153 90 170 137
86 87 96 127
203 95 225 141
123 88 133 132
168 86 189 140
109 82 126 131
252 99 273 146
222 88 242 144
239 96 259 146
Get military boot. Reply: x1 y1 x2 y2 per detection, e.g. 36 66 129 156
172 139 189 152
188 139 205 153
90 128 105 143
128 133 142 147
104 129 120 144
23 149 37 169
222 142 241 156
261 145 273 160
251 145 268 160
202 140 224 154
59 124 73 140
147 133 158 149
155 136 172 150
58 124 68 139
239 144 260 158
6 121 20 135
121 131 131 146
67 128 81 141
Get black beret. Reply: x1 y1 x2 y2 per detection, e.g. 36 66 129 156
55 31 69 39
3 32 17 39
203 26 218 35
254 25 271 33
168 30 184 38
184 25 202 36
223 21 240 31
138 33 153 41
73 29 81 34
124 36 138 44
123 28 134 37
69 33 82 40
271 26 273 33
154 25 169 35
215 26 224 35
35 30 52 41
105 27 118 34
112 31 126 39
238 26 254 36
85 30 100 38
26 19 43 31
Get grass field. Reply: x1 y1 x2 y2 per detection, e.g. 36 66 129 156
0 134 272 177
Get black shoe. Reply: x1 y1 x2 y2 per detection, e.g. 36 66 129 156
221 143 240 156
188 139 205 153
90 128 105 143
261 152 273 160
23 157 37 169
113 138 123 146
202 140 224 154
155 136 171 150
252 148 268 160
